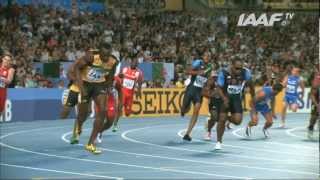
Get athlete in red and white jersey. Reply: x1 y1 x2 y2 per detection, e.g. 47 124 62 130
0 53 15 119
112 54 143 132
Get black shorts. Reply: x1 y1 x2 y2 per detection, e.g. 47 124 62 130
209 97 223 113
63 90 79 107
182 86 203 109
80 81 107 103
221 94 243 114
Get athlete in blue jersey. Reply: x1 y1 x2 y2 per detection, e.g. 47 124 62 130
280 65 305 128
181 51 213 142
246 83 283 138
215 58 255 149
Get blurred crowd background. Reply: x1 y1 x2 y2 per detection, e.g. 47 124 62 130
0 0 318 88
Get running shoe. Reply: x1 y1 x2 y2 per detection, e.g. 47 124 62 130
183 134 192 141
215 141 222 150
226 122 233 130
112 124 119 132
96 133 102 143
245 126 252 137
203 132 211 141
263 128 270 138
204 117 210 131
85 144 102 154
70 135 79 144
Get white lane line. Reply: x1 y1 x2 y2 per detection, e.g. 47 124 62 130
1 127 247 179
120 126 319 176
177 129 317 158
265 141 317 150
122 126 316 164
285 127 318 140
61 131 251 179
0 163 121 180
232 127 316 150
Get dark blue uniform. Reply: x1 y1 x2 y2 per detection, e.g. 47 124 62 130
217 68 251 113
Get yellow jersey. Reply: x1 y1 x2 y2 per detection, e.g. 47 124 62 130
69 84 80 93
81 54 115 83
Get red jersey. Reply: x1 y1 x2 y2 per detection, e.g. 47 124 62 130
121 67 143 94
0 66 10 88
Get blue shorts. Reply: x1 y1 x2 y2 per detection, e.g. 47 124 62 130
255 103 271 115
284 94 298 105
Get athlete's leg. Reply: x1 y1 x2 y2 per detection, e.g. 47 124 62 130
290 103 299 112
263 112 273 129
216 110 227 149
207 109 218 132
113 89 123 128
184 102 201 137
246 111 259 137
181 90 192 117
280 101 288 128
262 112 273 138
308 105 318 139
60 106 72 119
87 93 106 146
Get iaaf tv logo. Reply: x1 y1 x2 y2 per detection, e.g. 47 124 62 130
237 13 294 27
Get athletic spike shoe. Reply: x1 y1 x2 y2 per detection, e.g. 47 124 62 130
263 128 270 138
203 132 211 141
245 126 252 137
70 135 79 144
183 134 192 142
85 144 102 154
215 141 222 150
112 125 119 132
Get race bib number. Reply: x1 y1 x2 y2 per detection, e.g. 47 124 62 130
0 77 5 88
123 78 135 89
286 84 296 94
87 68 103 81
227 85 242 94
193 75 207 88
61 89 70 105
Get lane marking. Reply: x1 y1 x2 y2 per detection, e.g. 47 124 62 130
1 125 248 179
120 125 319 176
0 163 121 180
61 130 251 179
177 128 316 158
286 127 319 140
232 127 316 150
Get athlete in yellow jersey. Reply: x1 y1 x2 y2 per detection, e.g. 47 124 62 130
73 43 119 154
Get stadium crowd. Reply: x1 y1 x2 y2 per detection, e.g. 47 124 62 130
0 3 318 88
